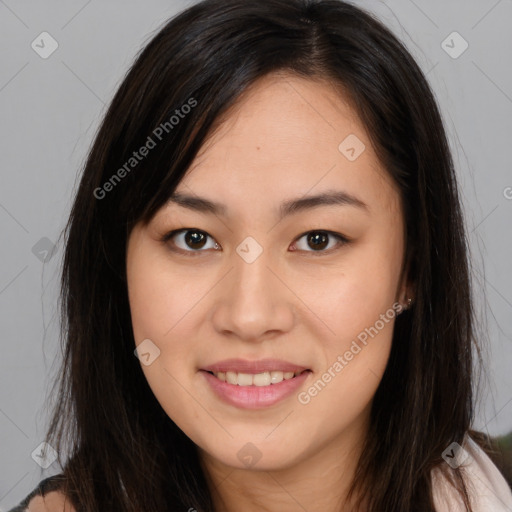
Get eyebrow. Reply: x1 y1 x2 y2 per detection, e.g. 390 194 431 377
166 189 369 220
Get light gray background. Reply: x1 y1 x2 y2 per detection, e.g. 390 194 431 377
0 0 511 509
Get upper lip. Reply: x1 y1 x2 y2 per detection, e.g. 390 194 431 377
201 358 309 374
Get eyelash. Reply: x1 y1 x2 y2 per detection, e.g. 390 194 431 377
160 228 351 257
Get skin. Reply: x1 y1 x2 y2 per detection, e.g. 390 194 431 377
27 492 75 512
126 71 413 512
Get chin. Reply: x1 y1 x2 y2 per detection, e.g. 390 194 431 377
199 436 307 472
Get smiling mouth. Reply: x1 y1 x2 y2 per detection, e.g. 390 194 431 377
204 369 311 387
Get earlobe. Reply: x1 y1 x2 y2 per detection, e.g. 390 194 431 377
400 286 414 310
395 296 413 316
397 256 415 312
396 278 415 313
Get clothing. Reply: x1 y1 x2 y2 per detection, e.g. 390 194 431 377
7 437 512 511
432 436 512 511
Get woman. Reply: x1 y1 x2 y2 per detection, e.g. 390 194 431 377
9 0 512 510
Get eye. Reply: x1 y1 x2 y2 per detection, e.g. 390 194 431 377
161 228 350 256
161 228 220 255
291 230 350 254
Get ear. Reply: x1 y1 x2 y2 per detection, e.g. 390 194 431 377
396 253 415 309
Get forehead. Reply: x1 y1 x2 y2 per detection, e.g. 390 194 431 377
176 72 400 218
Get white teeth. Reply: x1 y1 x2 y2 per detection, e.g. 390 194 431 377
237 372 253 386
270 371 284 384
253 372 271 386
226 371 237 385
212 370 303 386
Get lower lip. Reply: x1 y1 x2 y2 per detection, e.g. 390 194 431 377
200 370 311 409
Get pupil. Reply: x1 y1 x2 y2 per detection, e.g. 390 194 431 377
308 231 328 250
185 230 206 249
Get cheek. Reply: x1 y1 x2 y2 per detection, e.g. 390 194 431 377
127 247 214 434
292 235 401 402
127 252 206 346
127 270 202 439
128 263 206 391
296 285 396 445
291 247 401 346
305 276 395 402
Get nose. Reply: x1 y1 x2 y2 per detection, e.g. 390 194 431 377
210 247 295 343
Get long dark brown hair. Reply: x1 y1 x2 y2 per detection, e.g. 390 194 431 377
44 0 483 510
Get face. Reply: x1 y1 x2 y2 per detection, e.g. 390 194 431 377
126 72 409 472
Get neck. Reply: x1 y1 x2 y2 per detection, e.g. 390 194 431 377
198 412 369 512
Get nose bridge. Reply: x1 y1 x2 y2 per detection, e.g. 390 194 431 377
211 236 294 340
231 237 276 303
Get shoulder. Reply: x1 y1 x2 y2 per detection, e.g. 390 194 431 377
25 492 75 512
432 435 512 512
7 474 76 512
